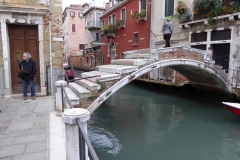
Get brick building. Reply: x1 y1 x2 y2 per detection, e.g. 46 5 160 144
100 0 151 64
0 0 62 98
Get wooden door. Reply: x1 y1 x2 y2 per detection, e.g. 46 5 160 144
9 25 40 94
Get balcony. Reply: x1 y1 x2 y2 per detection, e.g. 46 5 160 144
87 21 101 31
176 1 240 29
100 24 116 38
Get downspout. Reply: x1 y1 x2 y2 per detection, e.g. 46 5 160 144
149 0 152 48
49 21 53 96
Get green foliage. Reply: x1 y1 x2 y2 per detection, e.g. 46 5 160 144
164 14 175 21
88 95 96 100
207 0 222 25
175 1 187 14
82 50 85 56
115 20 124 28
179 12 191 23
100 24 116 33
131 9 146 21
96 80 106 92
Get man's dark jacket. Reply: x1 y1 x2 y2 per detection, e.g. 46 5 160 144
18 58 37 81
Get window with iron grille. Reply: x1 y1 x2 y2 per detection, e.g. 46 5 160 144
212 43 230 71
211 29 231 41
70 11 75 17
190 45 207 50
79 44 84 50
165 0 174 17
72 24 76 32
191 32 207 43
134 33 138 45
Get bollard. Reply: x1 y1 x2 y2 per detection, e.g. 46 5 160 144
62 108 90 160
55 80 67 116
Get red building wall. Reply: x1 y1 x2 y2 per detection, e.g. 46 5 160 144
101 0 151 64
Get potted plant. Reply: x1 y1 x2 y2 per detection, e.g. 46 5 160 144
115 20 124 29
175 1 187 14
131 9 146 23
100 24 116 37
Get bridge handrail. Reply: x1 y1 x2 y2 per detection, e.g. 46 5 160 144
60 85 99 160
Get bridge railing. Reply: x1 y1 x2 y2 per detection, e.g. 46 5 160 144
55 80 99 160
222 69 240 88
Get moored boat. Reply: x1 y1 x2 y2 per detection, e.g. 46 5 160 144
222 102 240 118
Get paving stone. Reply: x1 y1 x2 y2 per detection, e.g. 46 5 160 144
0 120 13 125
12 152 46 160
7 123 33 131
6 130 25 138
0 126 8 132
0 157 11 160
33 121 47 128
0 137 15 147
0 144 25 158
13 118 34 124
20 114 33 119
25 127 47 135
14 134 47 144
26 141 47 153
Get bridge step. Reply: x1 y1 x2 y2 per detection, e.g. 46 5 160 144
76 79 101 91
81 71 121 82
68 82 92 99
111 59 154 66
97 65 139 74
64 87 80 105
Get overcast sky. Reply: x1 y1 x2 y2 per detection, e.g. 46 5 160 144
62 0 109 11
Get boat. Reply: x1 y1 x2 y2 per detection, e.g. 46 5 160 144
222 102 240 118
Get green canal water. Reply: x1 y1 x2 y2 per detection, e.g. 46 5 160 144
88 83 240 160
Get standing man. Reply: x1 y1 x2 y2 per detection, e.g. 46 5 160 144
18 52 37 100
162 18 173 47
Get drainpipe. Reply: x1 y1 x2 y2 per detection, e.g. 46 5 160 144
49 21 54 96
149 0 152 48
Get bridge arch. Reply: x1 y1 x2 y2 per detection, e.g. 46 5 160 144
87 59 232 114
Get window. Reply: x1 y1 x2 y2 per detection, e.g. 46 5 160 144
121 8 126 25
191 32 207 43
79 44 85 50
96 13 102 27
70 11 75 17
211 29 231 41
72 24 76 32
165 0 174 17
109 16 112 24
79 12 83 18
134 32 138 44
140 0 147 10
85 35 88 44
102 20 105 27
112 14 116 24
85 17 87 27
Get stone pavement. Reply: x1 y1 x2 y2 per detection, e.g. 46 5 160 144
0 96 55 160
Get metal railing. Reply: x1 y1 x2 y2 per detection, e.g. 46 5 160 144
60 84 99 160
87 20 101 28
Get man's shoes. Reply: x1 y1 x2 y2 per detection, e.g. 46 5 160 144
23 97 27 100
32 96 36 100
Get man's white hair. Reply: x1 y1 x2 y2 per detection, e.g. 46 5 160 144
23 52 32 58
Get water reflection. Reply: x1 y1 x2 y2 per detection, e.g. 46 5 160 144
88 84 240 160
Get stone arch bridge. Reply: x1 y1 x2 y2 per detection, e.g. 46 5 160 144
64 47 235 114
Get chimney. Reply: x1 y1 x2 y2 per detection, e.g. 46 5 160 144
105 2 110 11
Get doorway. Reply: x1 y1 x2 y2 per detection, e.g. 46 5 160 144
8 25 40 94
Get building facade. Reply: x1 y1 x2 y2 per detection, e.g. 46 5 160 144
149 0 240 83
100 0 151 64
62 4 85 66
76 1 106 70
0 0 62 98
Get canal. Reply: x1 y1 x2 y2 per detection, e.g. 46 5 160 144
88 83 240 160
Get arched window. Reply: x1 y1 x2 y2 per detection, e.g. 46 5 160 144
72 24 76 32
